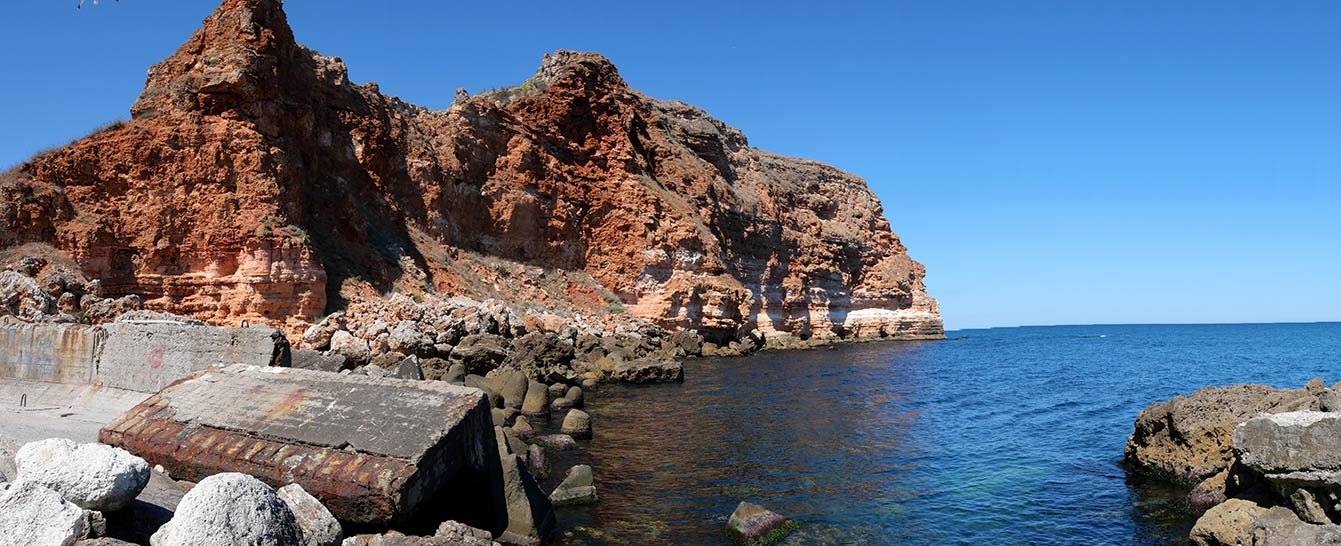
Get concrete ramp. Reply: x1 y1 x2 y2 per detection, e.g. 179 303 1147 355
99 365 506 529
95 321 289 392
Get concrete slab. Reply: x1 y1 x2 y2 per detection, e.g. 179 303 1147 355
100 365 507 528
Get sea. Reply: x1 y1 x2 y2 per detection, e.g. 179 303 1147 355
544 322 1341 545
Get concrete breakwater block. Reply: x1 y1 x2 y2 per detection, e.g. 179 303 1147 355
98 365 507 530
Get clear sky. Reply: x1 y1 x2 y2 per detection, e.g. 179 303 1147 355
2 1 1338 330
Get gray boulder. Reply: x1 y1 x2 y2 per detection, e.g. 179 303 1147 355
15 439 150 512
329 331 372 365
548 465 597 506
150 473 303 546
290 349 347 373
394 356 425 380
1234 411 1341 483
505 333 578 384
0 481 95 546
278 484 341 546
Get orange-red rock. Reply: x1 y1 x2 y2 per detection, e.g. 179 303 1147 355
0 0 942 345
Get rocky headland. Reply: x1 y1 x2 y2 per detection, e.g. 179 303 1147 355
0 0 942 352
1126 378 1341 545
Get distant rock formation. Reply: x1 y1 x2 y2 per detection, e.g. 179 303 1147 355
0 0 942 346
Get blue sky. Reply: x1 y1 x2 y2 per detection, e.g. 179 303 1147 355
2 1 1338 330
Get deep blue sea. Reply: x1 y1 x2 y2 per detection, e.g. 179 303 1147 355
545 323 1341 545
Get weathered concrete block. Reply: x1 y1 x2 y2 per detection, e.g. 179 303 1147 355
0 320 103 385
99 365 506 530
95 321 289 393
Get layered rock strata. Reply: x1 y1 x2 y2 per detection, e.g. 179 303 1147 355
0 0 941 346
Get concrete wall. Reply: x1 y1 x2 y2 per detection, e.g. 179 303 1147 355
0 321 103 385
95 321 284 393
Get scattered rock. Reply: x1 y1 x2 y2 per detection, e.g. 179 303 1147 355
548 465 596 506
1189 469 1231 511
330 331 372 366
0 481 94 546
15 438 150 512
560 409 591 439
442 363 467 384
511 417 535 440
1234 411 1341 481
563 386 583 409
532 435 577 451
546 383 567 398
505 332 577 384
726 502 798 546
1190 498 1341 546
279 484 342 546
434 520 497 545
150 472 303 546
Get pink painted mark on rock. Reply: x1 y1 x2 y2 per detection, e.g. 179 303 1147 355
148 348 164 369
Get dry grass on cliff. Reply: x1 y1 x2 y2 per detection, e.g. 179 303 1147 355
0 242 82 273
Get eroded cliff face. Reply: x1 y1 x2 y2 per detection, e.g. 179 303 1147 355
0 0 942 345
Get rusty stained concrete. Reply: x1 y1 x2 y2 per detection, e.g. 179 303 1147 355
100 365 503 526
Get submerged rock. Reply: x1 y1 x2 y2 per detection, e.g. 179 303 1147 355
548 465 597 507
726 502 798 546
560 409 591 439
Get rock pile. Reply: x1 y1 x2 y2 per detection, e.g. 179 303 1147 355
0 439 151 546
0 252 144 325
301 293 699 386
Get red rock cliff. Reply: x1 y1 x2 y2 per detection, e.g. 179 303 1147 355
0 0 942 344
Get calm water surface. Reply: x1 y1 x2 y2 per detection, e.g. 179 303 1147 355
545 323 1341 545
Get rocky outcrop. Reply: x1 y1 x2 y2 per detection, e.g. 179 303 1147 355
1125 383 1320 482
0 0 941 347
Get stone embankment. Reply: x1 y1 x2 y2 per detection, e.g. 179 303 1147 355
1126 378 1341 545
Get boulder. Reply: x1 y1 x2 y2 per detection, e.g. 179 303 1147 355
301 313 343 351
503 333 577 384
0 481 93 546
15 438 150 511
1190 498 1341 546
497 454 556 546
150 473 302 546
532 435 577 451
548 465 596 507
278 484 342 546
607 357 683 384
395 355 425 380
449 334 510 375
497 372 528 410
1126 383 1317 482
329 331 372 365
520 380 549 420
550 397 574 412
290 349 348 373
563 386 583 409
560 409 591 439
419 358 452 381
434 521 497 545
464 375 503 408
726 502 798 546
442 363 467 384
511 417 535 440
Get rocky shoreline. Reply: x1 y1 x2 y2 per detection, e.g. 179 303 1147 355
1126 378 1341 545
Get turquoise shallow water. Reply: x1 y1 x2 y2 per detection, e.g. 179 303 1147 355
546 323 1341 545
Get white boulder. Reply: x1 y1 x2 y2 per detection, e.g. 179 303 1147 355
0 481 92 546
150 473 303 546
15 438 150 511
